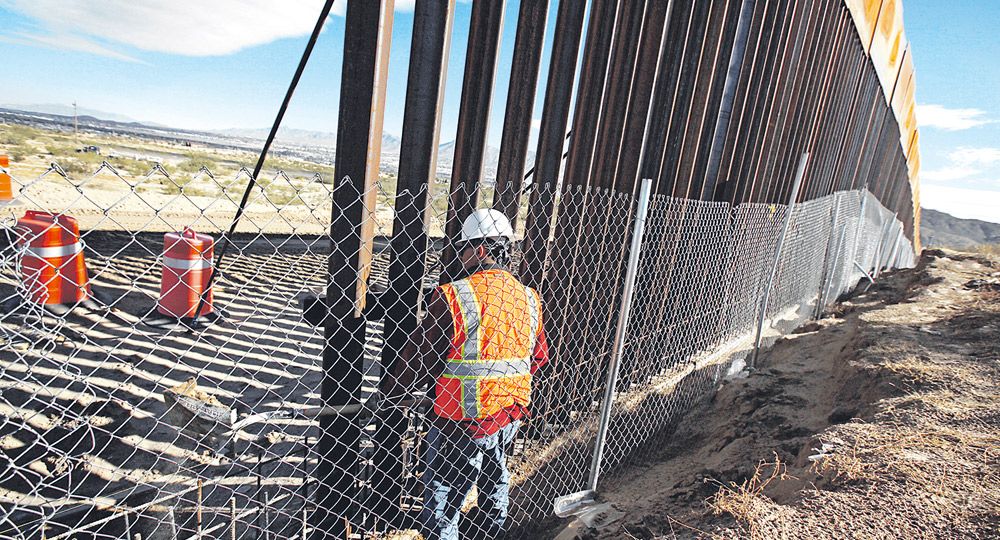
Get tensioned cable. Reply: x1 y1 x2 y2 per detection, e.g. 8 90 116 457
190 0 337 327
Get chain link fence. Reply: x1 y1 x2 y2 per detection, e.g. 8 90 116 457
0 163 913 539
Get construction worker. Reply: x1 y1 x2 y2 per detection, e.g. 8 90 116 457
382 208 549 540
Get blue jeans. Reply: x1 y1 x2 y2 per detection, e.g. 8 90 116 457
420 420 520 540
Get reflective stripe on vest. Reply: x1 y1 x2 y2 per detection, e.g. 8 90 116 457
442 358 532 377
451 279 481 361
437 273 541 420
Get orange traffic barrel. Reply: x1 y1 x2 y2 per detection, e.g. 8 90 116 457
17 211 91 305
158 228 214 318
0 154 16 204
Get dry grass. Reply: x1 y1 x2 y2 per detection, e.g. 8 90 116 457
708 456 791 534
970 242 1000 257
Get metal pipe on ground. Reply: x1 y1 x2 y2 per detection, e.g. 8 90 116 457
552 177 653 518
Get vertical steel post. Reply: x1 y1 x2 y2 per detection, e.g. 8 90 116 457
872 217 895 279
316 1 394 537
886 223 903 270
849 184 870 280
519 0 587 290
703 0 756 197
493 0 548 223
750 152 808 369
817 192 851 315
441 0 506 280
587 178 653 492
374 0 453 526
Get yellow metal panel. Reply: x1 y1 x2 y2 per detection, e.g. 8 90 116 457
845 0 883 53
912 185 921 252
891 46 915 119
907 132 920 177
870 0 907 101
901 103 918 156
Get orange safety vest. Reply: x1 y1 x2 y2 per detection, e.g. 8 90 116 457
434 269 542 421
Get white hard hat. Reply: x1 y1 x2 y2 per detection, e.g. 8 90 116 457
460 209 514 242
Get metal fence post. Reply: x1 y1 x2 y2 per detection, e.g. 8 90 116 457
849 186 870 278
871 216 894 280
815 192 843 318
587 177 653 492
750 152 809 369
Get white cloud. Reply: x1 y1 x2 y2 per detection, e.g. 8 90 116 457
2 0 334 57
921 166 980 182
0 32 143 63
920 184 1000 224
916 104 994 131
1 0 432 59
922 146 1000 183
949 147 1000 167
530 118 541 131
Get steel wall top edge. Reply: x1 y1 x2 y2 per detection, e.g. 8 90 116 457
843 0 920 250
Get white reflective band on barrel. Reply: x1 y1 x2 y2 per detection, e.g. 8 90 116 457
163 256 212 270
443 357 532 377
23 241 83 259
451 279 481 361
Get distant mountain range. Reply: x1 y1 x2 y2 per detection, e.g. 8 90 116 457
920 208 1000 249
2 104 519 179
0 103 159 126
222 128 509 177
216 127 402 153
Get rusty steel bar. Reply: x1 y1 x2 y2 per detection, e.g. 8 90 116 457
373 0 453 527
519 0 587 291
316 0 394 537
611 0 676 384
711 0 770 202
755 0 809 204
656 0 711 198
722 0 789 204
589 0 647 191
442 0 506 281
493 0 548 224
542 0 619 423
570 0 648 411
614 0 672 194
671 0 738 200
703 0 757 199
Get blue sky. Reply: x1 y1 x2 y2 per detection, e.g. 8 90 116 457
0 0 997 222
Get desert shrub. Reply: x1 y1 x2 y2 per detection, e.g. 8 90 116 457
8 142 37 161
972 243 1000 257
0 125 36 145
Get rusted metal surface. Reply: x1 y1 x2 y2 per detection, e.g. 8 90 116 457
442 0 506 280
540 0 619 422
519 0 587 291
493 0 548 223
317 0 394 537
373 0 454 527
318 0 922 529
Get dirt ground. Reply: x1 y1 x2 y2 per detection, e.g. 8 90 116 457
555 249 1000 539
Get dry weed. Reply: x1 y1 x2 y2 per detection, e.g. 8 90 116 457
707 455 793 539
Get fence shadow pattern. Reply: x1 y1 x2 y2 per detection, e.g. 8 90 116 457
0 166 913 539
